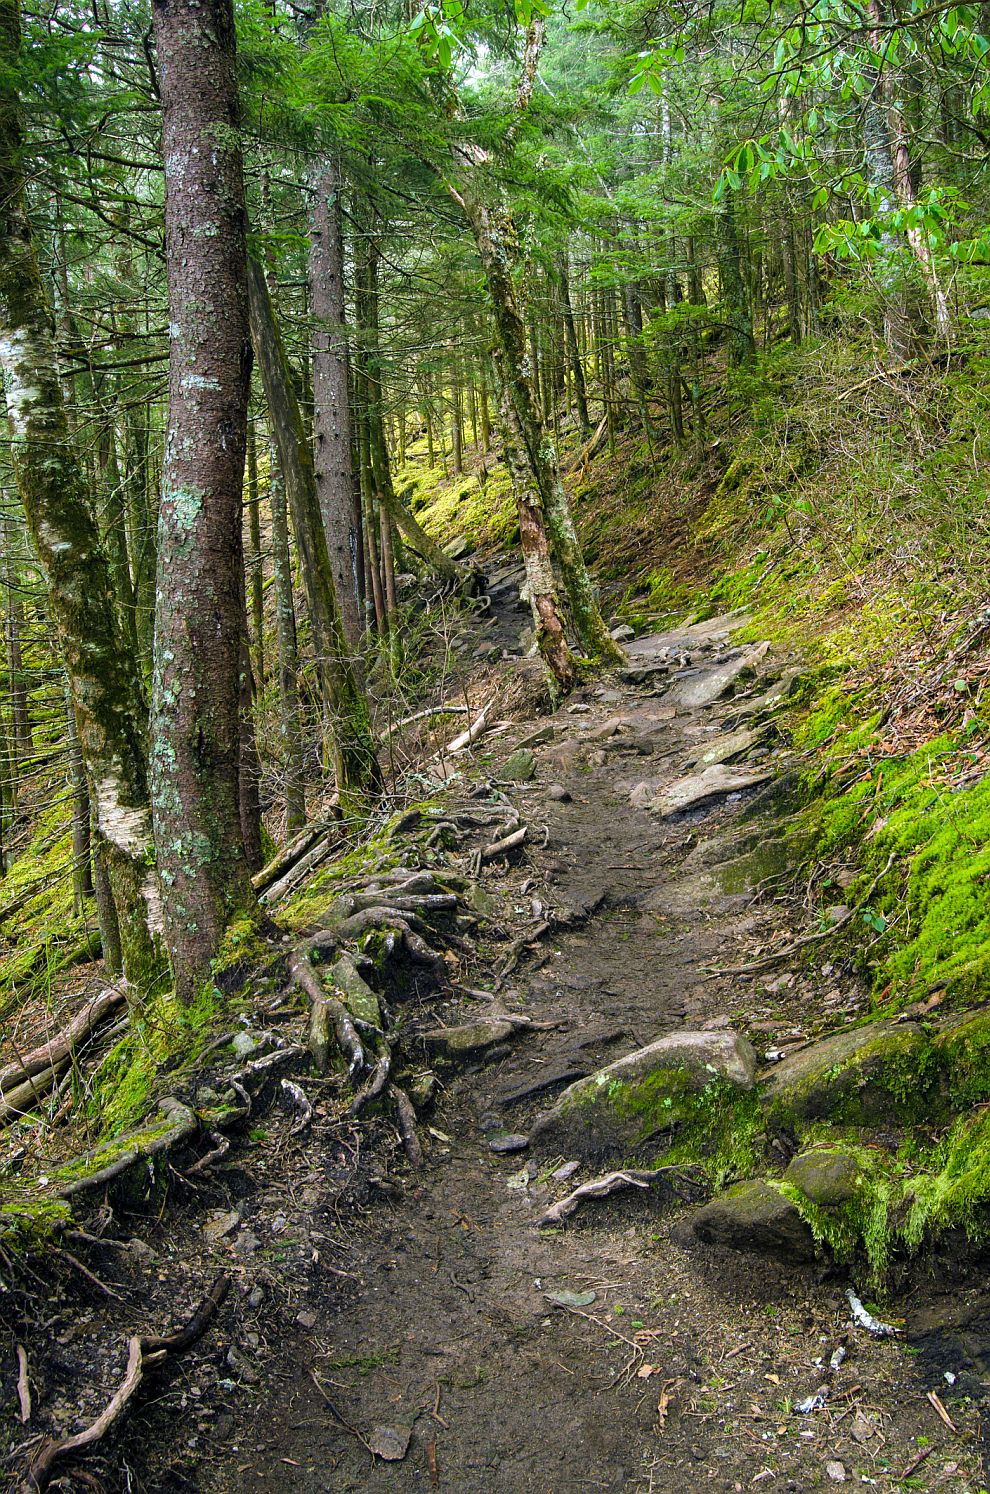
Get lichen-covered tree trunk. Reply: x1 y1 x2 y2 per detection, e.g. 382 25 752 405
151 0 259 1001
246 255 381 801
308 157 362 650
0 0 162 988
455 184 621 680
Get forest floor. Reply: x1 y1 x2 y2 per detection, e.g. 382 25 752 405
8 563 990 1494
167 576 989 1493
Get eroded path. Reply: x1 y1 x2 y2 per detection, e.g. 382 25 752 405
203 598 988 1494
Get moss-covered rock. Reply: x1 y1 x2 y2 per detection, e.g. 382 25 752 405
784 1147 863 1206
690 1180 817 1261
530 1030 758 1160
760 1020 929 1126
500 748 536 782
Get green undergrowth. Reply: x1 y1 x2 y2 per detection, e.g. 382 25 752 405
0 799 100 1021
399 441 517 553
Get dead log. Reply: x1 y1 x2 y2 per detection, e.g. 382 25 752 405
0 988 126 1095
252 814 340 896
21 1274 229 1493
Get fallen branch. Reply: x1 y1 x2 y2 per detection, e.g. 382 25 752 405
381 704 469 739
21 1275 229 1492
252 814 340 896
845 1286 901 1338
535 1166 697 1228
15 1344 30 1423
707 853 897 978
445 696 495 754
480 826 527 864
1 988 128 1126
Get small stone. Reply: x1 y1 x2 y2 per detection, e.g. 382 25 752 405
478 1111 502 1132
501 748 536 781
231 1229 261 1257
296 1309 317 1330
408 1070 437 1109
368 1424 413 1461
226 1345 260 1383
610 624 634 642
203 1209 240 1243
489 1134 529 1154
422 1018 516 1057
248 1286 264 1310
548 784 572 802
690 1181 815 1263
825 1460 846 1483
231 1032 257 1058
824 904 850 925
516 725 554 749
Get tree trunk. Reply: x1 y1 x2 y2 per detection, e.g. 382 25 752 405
151 0 259 1000
308 157 362 649
246 254 380 800
269 446 306 831
64 676 93 913
716 191 756 366
864 0 914 365
559 256 590 435
0 0 162 989
246 417 265 685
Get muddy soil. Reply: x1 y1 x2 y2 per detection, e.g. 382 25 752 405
191 590 990 1494
9 576 990 1494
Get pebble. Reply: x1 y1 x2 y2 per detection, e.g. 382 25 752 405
296 1309 317 1330
547 784 572 802
488 1134 529 1154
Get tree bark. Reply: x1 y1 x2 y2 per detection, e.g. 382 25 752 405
308 157 362 649
0 0 162 989
559 256 590 435
151 0 259 1001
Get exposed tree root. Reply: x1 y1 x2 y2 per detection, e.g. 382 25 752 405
57 1098 198 1202
350 1050 391 1117
289 947 364 1077
535 1166 700 1228
389 1083 423 1168
20 1274 229 1493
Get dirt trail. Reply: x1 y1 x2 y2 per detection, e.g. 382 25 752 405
199 585 989 1494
